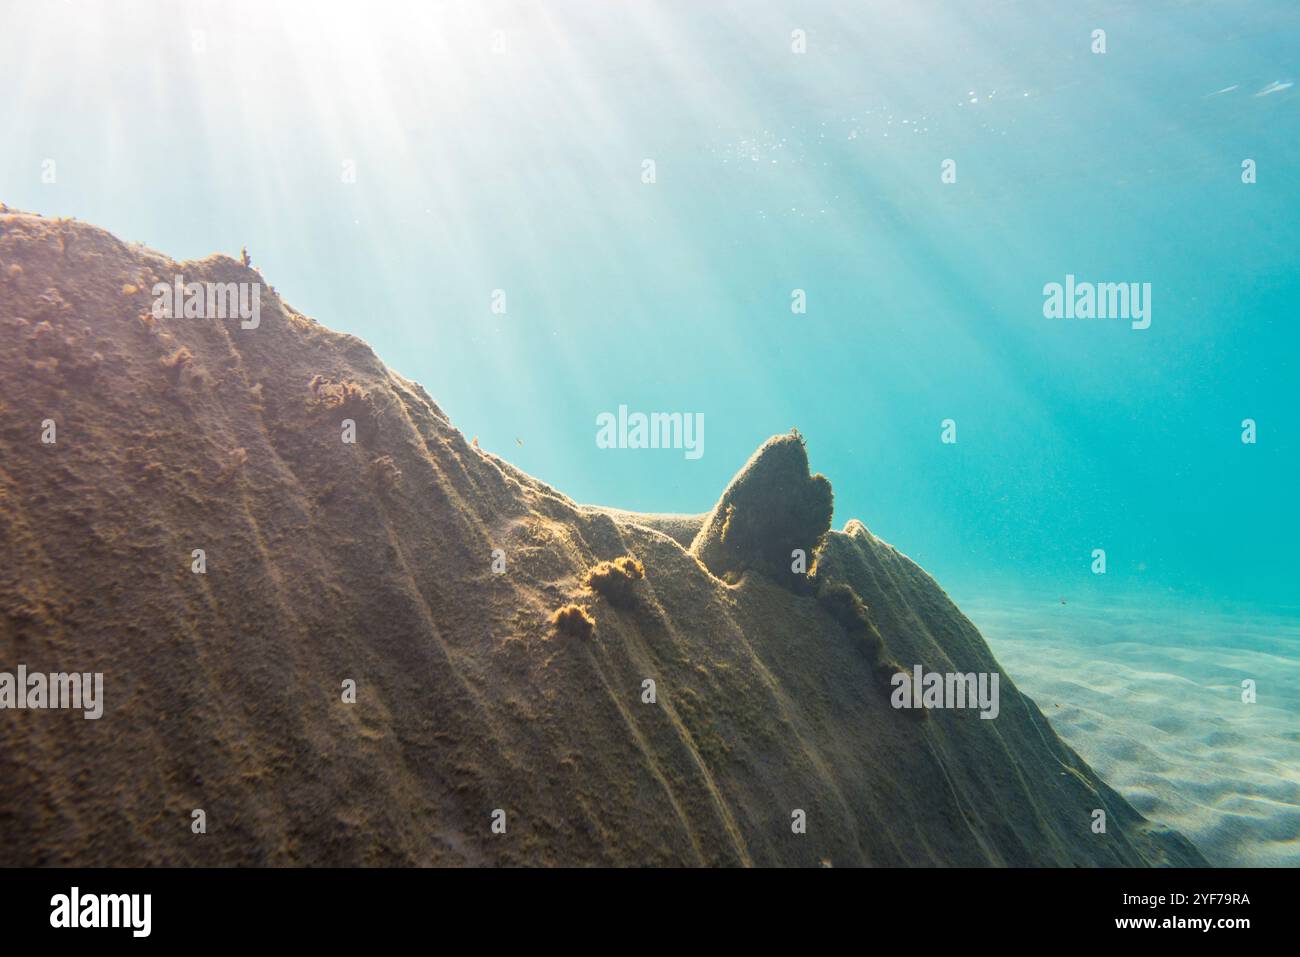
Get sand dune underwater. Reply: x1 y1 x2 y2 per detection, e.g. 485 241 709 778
0 208 1209 866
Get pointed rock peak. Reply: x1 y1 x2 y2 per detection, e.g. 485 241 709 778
689 431 833 588
843 518 873 540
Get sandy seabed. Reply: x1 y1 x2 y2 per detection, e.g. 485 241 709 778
971 598 1300 867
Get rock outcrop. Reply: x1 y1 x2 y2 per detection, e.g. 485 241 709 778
0 210 1206 867
689 432 832 590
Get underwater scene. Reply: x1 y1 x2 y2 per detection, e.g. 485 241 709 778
0 0 1295 904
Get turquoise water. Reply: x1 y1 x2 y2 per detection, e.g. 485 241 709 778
3 0 1297 613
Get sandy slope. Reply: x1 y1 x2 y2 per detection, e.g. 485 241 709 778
0 210 1204 866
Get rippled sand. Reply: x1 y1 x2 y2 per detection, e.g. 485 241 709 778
970 598 1300 867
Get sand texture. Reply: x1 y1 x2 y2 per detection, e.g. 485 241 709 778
973 600 1299 868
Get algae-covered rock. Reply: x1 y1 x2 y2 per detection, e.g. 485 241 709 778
0 210 1208 868
584 555 645 608
689 431 832 588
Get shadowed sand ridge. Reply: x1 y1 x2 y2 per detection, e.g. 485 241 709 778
0 210 1206 866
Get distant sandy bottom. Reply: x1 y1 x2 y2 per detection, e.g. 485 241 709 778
968 599 1300 867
